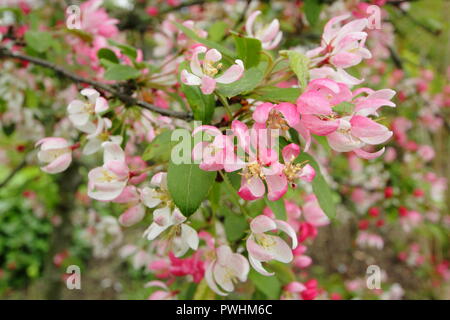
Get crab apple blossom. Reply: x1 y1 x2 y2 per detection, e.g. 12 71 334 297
246 215 298 276
245 10 283 50
205 245 249 296
144 208 199 257
35 137 74 174
181 46 244 94
67 88 108 128
87 142 129 201
307 14 371 83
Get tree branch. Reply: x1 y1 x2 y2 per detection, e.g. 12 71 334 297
0 46 192 120
0 157 27 189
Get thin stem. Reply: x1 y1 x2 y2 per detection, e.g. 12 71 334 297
0 157 27 189
216 93 233 118
219 170 251 218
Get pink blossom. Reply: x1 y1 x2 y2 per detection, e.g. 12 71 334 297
246 215 297 276
80 0 119 38
35 137 73 174
145 280 176 300
252 102 299 131
245 11 283 50
417 145 435 162
87 142 129 201
307 14 371 69
181 46 244 94
205 245 249 296
169 251 205 283
302 194 330 227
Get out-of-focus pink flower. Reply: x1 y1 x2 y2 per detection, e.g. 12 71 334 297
356 231 384 249
145 280 176 300
80 0 119 38
302 194 330 227
36 137 73 174
246 215 297 276
245 11 283 50
417 145 435 162
181 46 244 94
169 251 204 283
205 245 249 296
282 281 306 300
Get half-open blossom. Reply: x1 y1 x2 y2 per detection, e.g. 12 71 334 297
246 215 298 276
245 10 283 50
144 208 198 257
205 245 249 296
87 142 129 201
67 88 108 128
307 14 371 69
181 46 244 94
36 137 73 174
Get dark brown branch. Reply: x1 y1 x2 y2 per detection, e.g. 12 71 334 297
0 46 192 120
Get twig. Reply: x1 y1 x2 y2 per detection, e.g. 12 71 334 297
0 158 27 189
0 46 192 120
159 0 216 15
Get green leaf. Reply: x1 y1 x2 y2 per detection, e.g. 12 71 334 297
181 83 216 123
179 61 216 123
142 130 176 162
24 31 53 53
104 65 140 81
224 208 248 242
97 48 119 64
304 0 322 26
270 261 296 284
284 50 309 90
107 39 137 60
173 21 235 59
233 35 262 68
216 67 264 97
168 161 217 217
295 153 336 219
264 197 287 220
250 87 300 103
249 269 281 299
209 21 229 42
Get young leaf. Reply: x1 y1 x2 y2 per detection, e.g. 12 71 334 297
250 87 300 103
216 67 264 98
209 21 229 42
249 269 281 299
25 31 53 53
233 35 262 68
168 160 217 217
142 130 176 162
285 50 310 91
107 39 137 60
304 0 323 26
104 65 140 81
97 48 119 64
224 208 248 242
181 83 216 123
295 152 336 219
173 21 235 59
